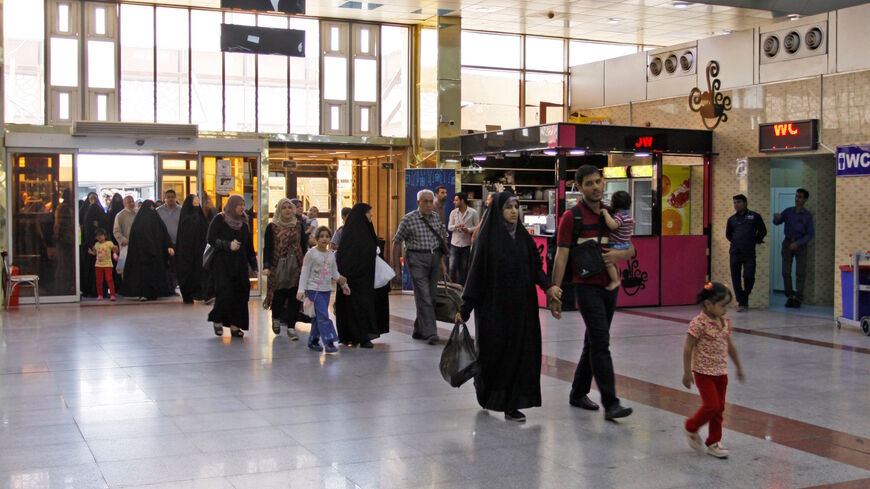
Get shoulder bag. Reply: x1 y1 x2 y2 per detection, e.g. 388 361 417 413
422 214 449 255
568 204 606 279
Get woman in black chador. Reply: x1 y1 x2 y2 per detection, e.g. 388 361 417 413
121 200 175 300
335 203 387 347
106 193 125 288
80 192 106 297
176 194 209 303
457 192 561 423
207 194 257 338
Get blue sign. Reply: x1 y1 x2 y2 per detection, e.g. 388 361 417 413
837 144 870 177
401 169 456 290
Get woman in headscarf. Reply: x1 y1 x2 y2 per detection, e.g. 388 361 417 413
175 194 209 304
121 200 175 300
456 192 562 423
262 198 306 339
335 203 383 348
207 195 257 337
80 192 107 297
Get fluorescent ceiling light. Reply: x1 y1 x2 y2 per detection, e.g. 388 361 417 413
672 1 691 8
472 156 487 161
543 150 558 156
570 149 586 155
634 152 650 157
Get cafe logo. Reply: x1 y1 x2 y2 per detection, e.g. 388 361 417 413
619 260 648 296
688 60 732 130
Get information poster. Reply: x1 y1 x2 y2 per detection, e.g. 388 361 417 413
661 165 691 236
216 159 235 195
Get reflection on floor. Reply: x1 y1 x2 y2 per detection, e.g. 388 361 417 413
769 291 835 320
0 295 868 489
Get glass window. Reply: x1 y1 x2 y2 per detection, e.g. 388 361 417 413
330 25 340 51
191 10 222 131
59 92 70 119
290 18 319 134
50 37 79 87
569 40 637 67
157 7 190 123
323 56 347 100
380 25 408 138
94 7 106 35
419 28 437 140
4 0 45 124
360 107 369 132
461 31 521 69
353 58 377 103
87 41 116 89
525 37 564 72
225 52 256 132
460 68 520 131
525 72 564 124
360 28 370 54
58 3 70 33
257 15 288 134
96 93 108 120
120 4 154 122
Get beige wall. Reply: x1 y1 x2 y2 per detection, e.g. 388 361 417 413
578 70 870 314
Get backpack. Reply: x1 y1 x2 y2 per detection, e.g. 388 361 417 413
567 204 606 279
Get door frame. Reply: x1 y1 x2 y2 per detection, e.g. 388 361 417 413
770 186 800 293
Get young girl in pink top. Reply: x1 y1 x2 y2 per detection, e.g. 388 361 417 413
682 282 746 459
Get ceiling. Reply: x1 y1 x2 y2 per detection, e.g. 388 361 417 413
143 0 867 46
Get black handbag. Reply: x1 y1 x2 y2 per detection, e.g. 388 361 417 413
568 204 606 279
439 320 480 388
202 243 215 270
434 281 462 323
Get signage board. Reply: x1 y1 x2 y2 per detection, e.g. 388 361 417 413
758 119 818 152
216 159 235 194
837 144 870 177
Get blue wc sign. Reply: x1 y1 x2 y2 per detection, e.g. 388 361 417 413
837 145 870 177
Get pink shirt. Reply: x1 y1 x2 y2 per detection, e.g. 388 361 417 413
687 312 732 376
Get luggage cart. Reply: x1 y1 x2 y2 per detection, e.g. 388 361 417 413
836 252 870 336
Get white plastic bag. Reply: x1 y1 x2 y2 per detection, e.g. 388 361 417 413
302 295 315 317
115 245 128 275
374 256 395 288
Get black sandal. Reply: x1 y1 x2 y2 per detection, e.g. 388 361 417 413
230 326 244 337
213 323 223 336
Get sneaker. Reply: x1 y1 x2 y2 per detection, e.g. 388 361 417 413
271 319 281 335
504 410 526 422
308 342 323 352
97 296 104 301
604 404 633 421
706 442 729 459
684 428 703 453
737 305 748 313
110 296 116 302
324 342 339 355
287 328 300 341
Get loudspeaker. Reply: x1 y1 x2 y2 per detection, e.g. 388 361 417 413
220 24 305 57
221 0 305 15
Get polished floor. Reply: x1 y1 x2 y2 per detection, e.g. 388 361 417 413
1 294 869 489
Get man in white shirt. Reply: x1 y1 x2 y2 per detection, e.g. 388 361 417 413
447 192 479 285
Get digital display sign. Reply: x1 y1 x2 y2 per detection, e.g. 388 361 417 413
758 119 818 152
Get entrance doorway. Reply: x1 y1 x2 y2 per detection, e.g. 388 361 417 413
158 155 198 202
768 156 836 314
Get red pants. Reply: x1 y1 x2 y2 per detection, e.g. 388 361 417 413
96 266 115 298
685 372 728 446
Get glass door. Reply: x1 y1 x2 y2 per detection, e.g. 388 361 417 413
158 155 198 201
9 153 77 299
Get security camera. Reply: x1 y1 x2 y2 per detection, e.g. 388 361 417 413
547 10 555 19
449 120 455 126
135 139 145 146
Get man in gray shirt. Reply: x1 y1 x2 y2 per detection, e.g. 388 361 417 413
155 189 181 245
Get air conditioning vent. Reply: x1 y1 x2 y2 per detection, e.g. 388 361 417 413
71 121 199 138
760 22 826 64
805 27 823 50
784 31 800 54
664 54 678 73
679 51 694 71
649 57 663 76
763 35 779 57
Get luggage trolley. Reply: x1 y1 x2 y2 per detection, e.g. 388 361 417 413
836 252 870 336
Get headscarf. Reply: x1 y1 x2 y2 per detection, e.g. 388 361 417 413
272 197 297 229
220 195 247 231
179 194 206 224
336 203 377 279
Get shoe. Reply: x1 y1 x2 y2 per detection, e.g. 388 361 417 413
569 395 600 411
737 305 748 313
271 319 281 335
792 298 802 308
308 342 323 352
504 410 526 422
324 342 339 355
359 341 374 348
412 332 424 340
139 297 148 302
426 335 440 345
684 428 703 453
110 296 116 302
706 442 729 459
97 296 103 301
604 404 633 421
230 326 244 338
785 297 795 308
213 323 223 336
287 328 300 341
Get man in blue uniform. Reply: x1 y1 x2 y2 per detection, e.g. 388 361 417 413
773 188 814 308
725 194 767 312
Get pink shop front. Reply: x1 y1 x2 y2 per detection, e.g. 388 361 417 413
459 123 714 309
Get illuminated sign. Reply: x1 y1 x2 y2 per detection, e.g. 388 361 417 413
625 134 667 151
603 166 628 178
837 145 870 177
634 137 653 149
629 165 653 178
758 119 818 152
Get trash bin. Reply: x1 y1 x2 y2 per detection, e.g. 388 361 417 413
840 265 870 319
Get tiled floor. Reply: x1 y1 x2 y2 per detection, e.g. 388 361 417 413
1 294 869 489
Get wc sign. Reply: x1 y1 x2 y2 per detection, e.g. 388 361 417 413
837 145 870 177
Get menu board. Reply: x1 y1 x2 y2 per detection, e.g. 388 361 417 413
661 165 691 236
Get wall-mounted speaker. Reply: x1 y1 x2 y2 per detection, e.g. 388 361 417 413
649 57 663 76
783 31 801 54
220 24 305 57
763 35 780 57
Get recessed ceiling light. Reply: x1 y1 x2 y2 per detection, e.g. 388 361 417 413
672 1 691 8
787 13 801 20
607 18 620 24
722 29 733 34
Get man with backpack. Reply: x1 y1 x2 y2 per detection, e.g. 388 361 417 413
550 165 635 421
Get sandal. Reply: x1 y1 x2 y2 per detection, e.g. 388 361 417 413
230 326 244 338
213 323 223 336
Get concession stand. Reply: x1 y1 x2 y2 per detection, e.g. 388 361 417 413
458 123 714 308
